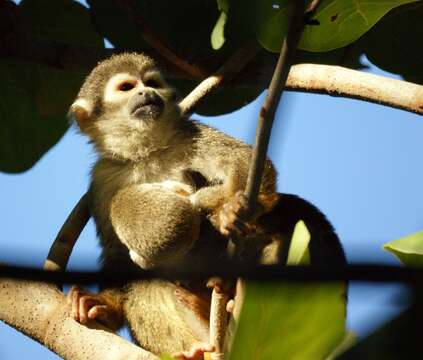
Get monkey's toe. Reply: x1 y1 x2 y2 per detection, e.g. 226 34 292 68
68 286 119 328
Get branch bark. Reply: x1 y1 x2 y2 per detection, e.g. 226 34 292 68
245 0 307 207
286 64 423 115
0 278 158 360
1 38 422 114
179 42 261 115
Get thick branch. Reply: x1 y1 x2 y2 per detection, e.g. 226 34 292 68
286 64 423 115
1 37 422 114
0 278 158 360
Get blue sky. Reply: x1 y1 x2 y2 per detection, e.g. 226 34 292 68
2 1 422 358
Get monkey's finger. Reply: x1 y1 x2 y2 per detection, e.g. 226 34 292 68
70 286 84 321
224 219 250 238
79 296 100 324
87 305 109 320
232 193 249 215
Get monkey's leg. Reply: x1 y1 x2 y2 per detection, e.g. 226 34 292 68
124 280 212 355
110 184 200 269
68 286 125 330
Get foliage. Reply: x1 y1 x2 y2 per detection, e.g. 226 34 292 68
383 231 423 266
228 221 346 360
0 0 422 172
252 0 419 52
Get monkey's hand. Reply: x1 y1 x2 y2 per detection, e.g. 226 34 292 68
68 286 124 330
211 191 279 238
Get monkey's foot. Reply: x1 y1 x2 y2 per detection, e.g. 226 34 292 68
68 286 123 329
172 343 215 360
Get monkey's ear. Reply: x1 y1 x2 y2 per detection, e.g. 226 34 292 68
68 98 94 132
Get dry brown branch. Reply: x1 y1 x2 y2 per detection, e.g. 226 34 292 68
0 278 158 360
209 289 230 360
179 42 261 115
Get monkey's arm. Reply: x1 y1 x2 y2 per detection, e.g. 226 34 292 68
188 123 277 214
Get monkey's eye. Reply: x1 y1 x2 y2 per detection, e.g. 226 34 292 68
118 82 136 92
144 78 161 88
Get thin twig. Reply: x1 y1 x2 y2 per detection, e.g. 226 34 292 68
217 2 319 355
179 42 261 116
116 0 206 78
209 289 230 360
244 1 309 207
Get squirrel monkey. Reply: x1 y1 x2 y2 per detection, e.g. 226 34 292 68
68 53 346 358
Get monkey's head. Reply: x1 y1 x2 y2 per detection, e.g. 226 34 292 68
70 53 180 161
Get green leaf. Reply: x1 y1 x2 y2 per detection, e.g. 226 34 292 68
0 60 84 173
287 220 311 265
256 0 418 53
255 0 292 53
229 282 346 360
20 0 103 47
326 331 356 359
217 0 230 13
299 0 419 52
211 11 228 50
383 231 423 266
160 355 174 360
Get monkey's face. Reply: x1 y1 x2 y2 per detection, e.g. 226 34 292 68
103 71 168 122
69 53 180 161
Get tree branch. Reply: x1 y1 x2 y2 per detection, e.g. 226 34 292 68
286 64 423 115
221 0 310 356
116 0 206 78
245 0 307 207
0 278 158 360
179 42 261 116
1 38 422 114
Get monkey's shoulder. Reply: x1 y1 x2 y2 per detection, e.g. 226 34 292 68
181 119 250 148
